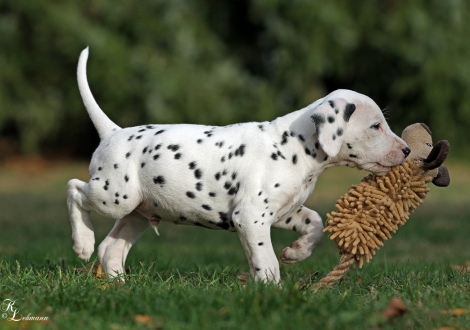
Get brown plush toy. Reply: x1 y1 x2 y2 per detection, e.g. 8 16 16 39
316 123 450 288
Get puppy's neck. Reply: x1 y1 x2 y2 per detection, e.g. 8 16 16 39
271 108 335 178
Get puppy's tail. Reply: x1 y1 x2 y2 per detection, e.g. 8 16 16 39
77 47 121 140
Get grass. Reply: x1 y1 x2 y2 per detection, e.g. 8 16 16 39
0 157 469 329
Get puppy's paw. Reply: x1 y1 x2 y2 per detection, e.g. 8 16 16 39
72 230 95 261
280 241 311 264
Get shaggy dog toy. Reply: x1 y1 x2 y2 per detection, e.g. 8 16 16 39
316 123 450 288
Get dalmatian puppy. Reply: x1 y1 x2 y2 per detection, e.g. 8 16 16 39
67 48 410 283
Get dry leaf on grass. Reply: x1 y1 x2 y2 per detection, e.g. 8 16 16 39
73 262 105 279
238 270 250 286
442 308 470 316
382 297 407 321
450 264 470 273
133 314 163 329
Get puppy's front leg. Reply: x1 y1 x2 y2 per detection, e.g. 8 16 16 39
233 209 280 283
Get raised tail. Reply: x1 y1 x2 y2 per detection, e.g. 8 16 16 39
77 47 121 140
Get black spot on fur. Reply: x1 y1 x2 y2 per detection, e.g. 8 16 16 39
105 180 109 186
128 135 134 141
125 175 129 182
215 141 224 148
305 218 311 224
103 186 108 191
264 198 269 204
349 154 357 158
324 155 328 161
293 225 297 232
215 172 221 181
235 144 246 156
155 144 162 150
328 100 335 108
343 103 356 122
258 242 264 246
311 114 325 132
231 172 237 180
224 181 232 190
271 153 278 160
315 142 320 149
103 201 106 205
258 191 262 196
327 116 335 123
196 182 203 191
98 167 102 171
255 267 261 271
194 169 202 179
136 135 142 140
154 130 165 135
332 134 336 141
146 125 154 129
153 176 165 185
285 217 292 224
197 139 203 144
337 128 343 136
138 129 146 133
292 154 298 165
141 162 146 168
174 153 181 159
274 183 280 187
209 192 216 197
258 124 264 131
202 204 212 211
142 147 148 154
153 154 160 161
114 164 118 169
123 195 128 199
228 182 240 195
280 131 289 145
219 212 229 222
298 134 305 142
228 152 233 159
126 152 131 158
189 161 197 169
168 144 180 152
115 200 119 205
305 147 311 155
221 156 225 163
186 191 196 199
115 192 119 197
347 143 353 149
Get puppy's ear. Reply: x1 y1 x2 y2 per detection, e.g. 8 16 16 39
310 99 356 157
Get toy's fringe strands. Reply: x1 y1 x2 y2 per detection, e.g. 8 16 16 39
315 160 432 288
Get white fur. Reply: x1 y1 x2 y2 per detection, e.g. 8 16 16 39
67 48 410 283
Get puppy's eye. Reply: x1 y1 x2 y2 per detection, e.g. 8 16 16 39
426 143 432 147
370 122 381 130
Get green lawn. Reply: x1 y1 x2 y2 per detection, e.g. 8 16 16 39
0 158 469 329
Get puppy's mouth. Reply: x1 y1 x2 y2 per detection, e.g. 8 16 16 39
357 162 392 176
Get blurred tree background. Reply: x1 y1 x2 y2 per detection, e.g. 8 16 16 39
1 0 469 158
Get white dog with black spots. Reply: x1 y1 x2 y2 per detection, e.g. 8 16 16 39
67 48 411 283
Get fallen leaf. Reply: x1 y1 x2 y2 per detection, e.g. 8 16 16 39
382 297 407 321
238 270 250 286
133 314 152 325
73 261 106 279
442 308 470 316
450 264 470 273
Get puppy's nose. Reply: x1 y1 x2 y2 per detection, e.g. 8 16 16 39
402 147 411 158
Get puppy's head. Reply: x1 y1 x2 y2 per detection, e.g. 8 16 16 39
310 89 409 175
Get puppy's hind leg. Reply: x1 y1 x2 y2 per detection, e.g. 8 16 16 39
67 179 96 260
97 214 149 278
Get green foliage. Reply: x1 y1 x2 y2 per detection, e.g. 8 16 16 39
0 1 469 155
